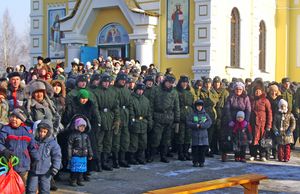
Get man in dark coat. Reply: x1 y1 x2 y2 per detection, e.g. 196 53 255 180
6 72 26 110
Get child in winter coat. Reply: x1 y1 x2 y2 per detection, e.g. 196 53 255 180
0 108 39 184
68 117 93 186
232 111 252 162
26 119 62 194
187 99 212 167
273 99 296 162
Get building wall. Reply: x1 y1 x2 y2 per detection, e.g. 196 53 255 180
157 0 195 79
86 7 134 58
209 0 276 81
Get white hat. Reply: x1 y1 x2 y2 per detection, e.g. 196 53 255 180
73 58 80 65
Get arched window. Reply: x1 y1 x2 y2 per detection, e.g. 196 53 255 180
230 8 240 68
259 20 266 72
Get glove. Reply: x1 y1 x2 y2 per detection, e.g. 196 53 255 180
50 168 59 176
286 129 292 136
274 131 280 136
112 121 120 135
228 121 235 127
174 123 180 134
1 149 13 160
266 128 271 132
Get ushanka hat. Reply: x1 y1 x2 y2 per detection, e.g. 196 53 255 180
10 108 27 122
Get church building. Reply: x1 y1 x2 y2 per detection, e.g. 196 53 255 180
29 0 296 81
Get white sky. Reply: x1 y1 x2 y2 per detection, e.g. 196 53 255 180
0 0 30 35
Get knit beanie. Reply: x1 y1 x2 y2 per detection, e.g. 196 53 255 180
278 99 288 113
78 89 89 99
10 108 27 122
234 82 245 90
236 111 245 119
75 118 87 129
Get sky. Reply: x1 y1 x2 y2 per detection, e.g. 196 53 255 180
0 0 30 35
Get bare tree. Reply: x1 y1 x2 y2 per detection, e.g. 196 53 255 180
0 9 30 72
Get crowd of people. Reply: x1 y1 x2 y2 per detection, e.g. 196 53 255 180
0 55 299 193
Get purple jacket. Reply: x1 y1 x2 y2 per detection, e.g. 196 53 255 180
225 94 251 123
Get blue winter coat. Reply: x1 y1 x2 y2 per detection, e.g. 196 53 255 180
30 136 61 175
187 108 212 146
0 124 39 173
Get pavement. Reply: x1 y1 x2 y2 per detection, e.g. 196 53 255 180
53 146 300 194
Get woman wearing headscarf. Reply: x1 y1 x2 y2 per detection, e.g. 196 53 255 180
222 82 251 162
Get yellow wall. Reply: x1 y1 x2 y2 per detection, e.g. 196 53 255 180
156 0 195 79
287 0 300 81
86 7 134 57
276 0 300 82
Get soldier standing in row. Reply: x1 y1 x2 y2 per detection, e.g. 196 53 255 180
128 83 152 164
176 75 196 161
149 75 180 163
113 73 132 168
199 78 219 157
94 74 120 171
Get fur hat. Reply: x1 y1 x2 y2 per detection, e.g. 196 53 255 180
73 58 80 65
30 81 46 95
10 108 27 122
179 75 189 83
236 111 245 119
164 75 176 83
135 83 146 91
194 99 204 106
278 99 288 109
75 118 87 129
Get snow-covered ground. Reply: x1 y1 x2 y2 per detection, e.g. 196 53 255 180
54 148 300 194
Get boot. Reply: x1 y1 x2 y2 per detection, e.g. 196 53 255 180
147 147 156 163
69 173 77 187
102 152 113 171
160 146 169 163
136 149 145 165
77 173 84 186
128 152 138 165
119 151 130 168
83 173 90 182
183 144 191 160
112 152 120 169
50 177 58 191
221 153 227 162
178 144 186 161
96 155 102 172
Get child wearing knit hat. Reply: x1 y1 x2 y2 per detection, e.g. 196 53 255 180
67 117 93 187
232 111 252 162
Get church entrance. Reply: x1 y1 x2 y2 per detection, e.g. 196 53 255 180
97 23 130 59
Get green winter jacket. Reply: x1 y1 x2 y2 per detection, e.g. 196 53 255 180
129 92 152 133
199 87 219 122
176 87 195 122
152 85 180 124
94 85 120 131
114 84 132 127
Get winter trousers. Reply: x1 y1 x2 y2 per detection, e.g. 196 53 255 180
192 145 208 164
26 172 51 194
278 144 291 161
234 146 247 159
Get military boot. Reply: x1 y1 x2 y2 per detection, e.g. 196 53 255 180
184 144 191 160
128 152 138 165
96 154 102 172
101 152 113 171
147 147 156 163
119 151 130 168
112 152 120 169
136 149 146 165
178 144 186 161
160 146 170 163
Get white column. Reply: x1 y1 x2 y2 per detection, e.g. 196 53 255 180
66 43 82 72
135 39 154 67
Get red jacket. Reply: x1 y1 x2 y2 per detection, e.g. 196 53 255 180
250 94 273 145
